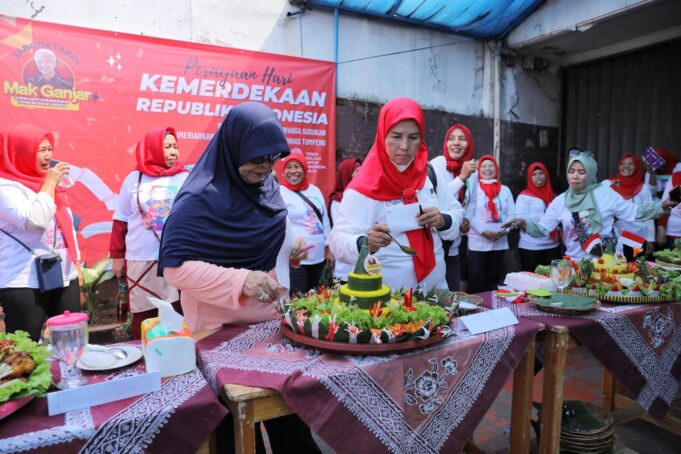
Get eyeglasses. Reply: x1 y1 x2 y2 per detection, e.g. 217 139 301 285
568 148 594 159
249 152 282 165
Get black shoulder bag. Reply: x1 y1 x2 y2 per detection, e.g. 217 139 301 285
427 163 454 256
1 228 63 293
293 190 324 225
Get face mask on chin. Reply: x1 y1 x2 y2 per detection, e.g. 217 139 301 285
391 158 414 173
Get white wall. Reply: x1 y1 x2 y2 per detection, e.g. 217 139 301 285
2 0 562 126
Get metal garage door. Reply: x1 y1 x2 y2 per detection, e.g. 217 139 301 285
562 39 681 182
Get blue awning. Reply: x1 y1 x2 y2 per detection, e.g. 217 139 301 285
307 0 545 39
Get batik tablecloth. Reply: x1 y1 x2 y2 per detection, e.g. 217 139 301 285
484 291 681 420
0 343 227 453
196 318 540 454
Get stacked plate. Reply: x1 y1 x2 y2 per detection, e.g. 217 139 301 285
559 401 615 453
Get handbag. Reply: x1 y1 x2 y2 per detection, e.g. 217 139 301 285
1 228 64 293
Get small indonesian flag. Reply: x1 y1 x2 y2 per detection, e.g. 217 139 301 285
583 233 602 254
618 230 646 255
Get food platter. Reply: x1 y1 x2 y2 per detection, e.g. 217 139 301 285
0 395 34 421
453 292 483 307
280 322 449 355
655 259 681 269
562 288 669 304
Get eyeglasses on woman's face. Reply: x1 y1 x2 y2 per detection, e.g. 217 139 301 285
249 152 282 165
568 148 594 159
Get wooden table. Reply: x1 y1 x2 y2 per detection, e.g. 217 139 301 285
220 341 538 454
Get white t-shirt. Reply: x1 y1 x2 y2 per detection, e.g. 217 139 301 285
532 185 646 260
662 170 681 236
330 200 353 281
429 155 477 256
280 184 330 266
0 179 79 288
602 181 655 241
112 171 189 261
645 171 671 200
329 167 464 291
516 193 560 250
467 184 515 252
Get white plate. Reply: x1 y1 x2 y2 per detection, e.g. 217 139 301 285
77 345 143 371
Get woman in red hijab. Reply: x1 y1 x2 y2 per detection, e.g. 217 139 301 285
609 153 655 255
329 98 464 291
430 123 478 290
0 124 81 341
516 162 561 271
327 158 361 283
109 127 188 339
278 152 333 294
466 155 515 293
328 158 361 226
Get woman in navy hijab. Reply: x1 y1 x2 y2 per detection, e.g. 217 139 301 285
159 102 319 453
160 102 309 332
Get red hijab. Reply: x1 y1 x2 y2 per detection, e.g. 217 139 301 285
443 124 474 202
348 97 434 282
657 147 679 175
610 153 643 200
0 124 78 261
328 158 361 206
443 124 474 174
278 154 310 191
477 155 502 222
135 127 187 177
521 162 556 206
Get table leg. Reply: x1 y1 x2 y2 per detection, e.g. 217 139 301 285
538 327 569 454
510 339 536 454
232 400 257 454
601 368 616 412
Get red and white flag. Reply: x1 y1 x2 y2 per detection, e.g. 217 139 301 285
618 230 646 253
583 233 602 254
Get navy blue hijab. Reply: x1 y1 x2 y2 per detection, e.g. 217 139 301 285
158 102 290 273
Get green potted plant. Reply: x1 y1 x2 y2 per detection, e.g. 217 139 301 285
80 258 115 319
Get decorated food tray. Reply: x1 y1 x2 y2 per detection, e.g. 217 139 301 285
278 238 460 355
278 285 458 354
280 325 449 356
562 288 670 304
536 253 681 304
528 293 600 315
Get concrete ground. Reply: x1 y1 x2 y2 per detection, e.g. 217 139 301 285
472 346 681 454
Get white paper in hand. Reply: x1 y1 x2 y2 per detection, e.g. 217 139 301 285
147 296 184 332
385 203 420 234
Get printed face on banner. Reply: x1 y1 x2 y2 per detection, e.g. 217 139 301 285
0 18 336 262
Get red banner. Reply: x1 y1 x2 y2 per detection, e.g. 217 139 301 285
0 16 336 263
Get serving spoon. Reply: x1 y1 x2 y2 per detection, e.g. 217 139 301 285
384 231 418 256
87 344 128 360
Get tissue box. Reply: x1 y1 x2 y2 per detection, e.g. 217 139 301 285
504 272 557 292
141 317 196 378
